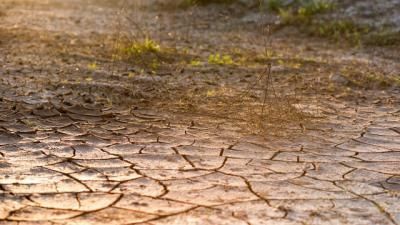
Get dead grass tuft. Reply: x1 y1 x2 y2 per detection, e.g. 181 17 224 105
161 64 307 135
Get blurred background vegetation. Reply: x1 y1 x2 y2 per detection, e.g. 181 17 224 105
179 0 400 46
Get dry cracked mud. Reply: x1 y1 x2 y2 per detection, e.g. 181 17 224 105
0 0 400 225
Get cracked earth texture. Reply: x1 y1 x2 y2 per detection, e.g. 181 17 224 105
1 0 400 225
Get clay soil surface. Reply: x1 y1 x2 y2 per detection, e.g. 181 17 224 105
0 0 399 224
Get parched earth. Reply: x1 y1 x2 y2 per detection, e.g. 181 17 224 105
0 0 400 225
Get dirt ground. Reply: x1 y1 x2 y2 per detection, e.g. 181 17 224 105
0 0 399 224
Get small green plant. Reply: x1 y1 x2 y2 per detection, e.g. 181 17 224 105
208 53 234 65
278 0 334 24
122 38 161 56
117 37 166 70
297 0 334 16
189 59 202 66
87 62 98 71
278 8 300 24
309 20 369 45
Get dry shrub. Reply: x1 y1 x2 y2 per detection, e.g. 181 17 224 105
163 64 306 135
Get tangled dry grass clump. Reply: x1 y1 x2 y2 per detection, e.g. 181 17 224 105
166 63 306 135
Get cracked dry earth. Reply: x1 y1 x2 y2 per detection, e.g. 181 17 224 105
1 1 400 225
